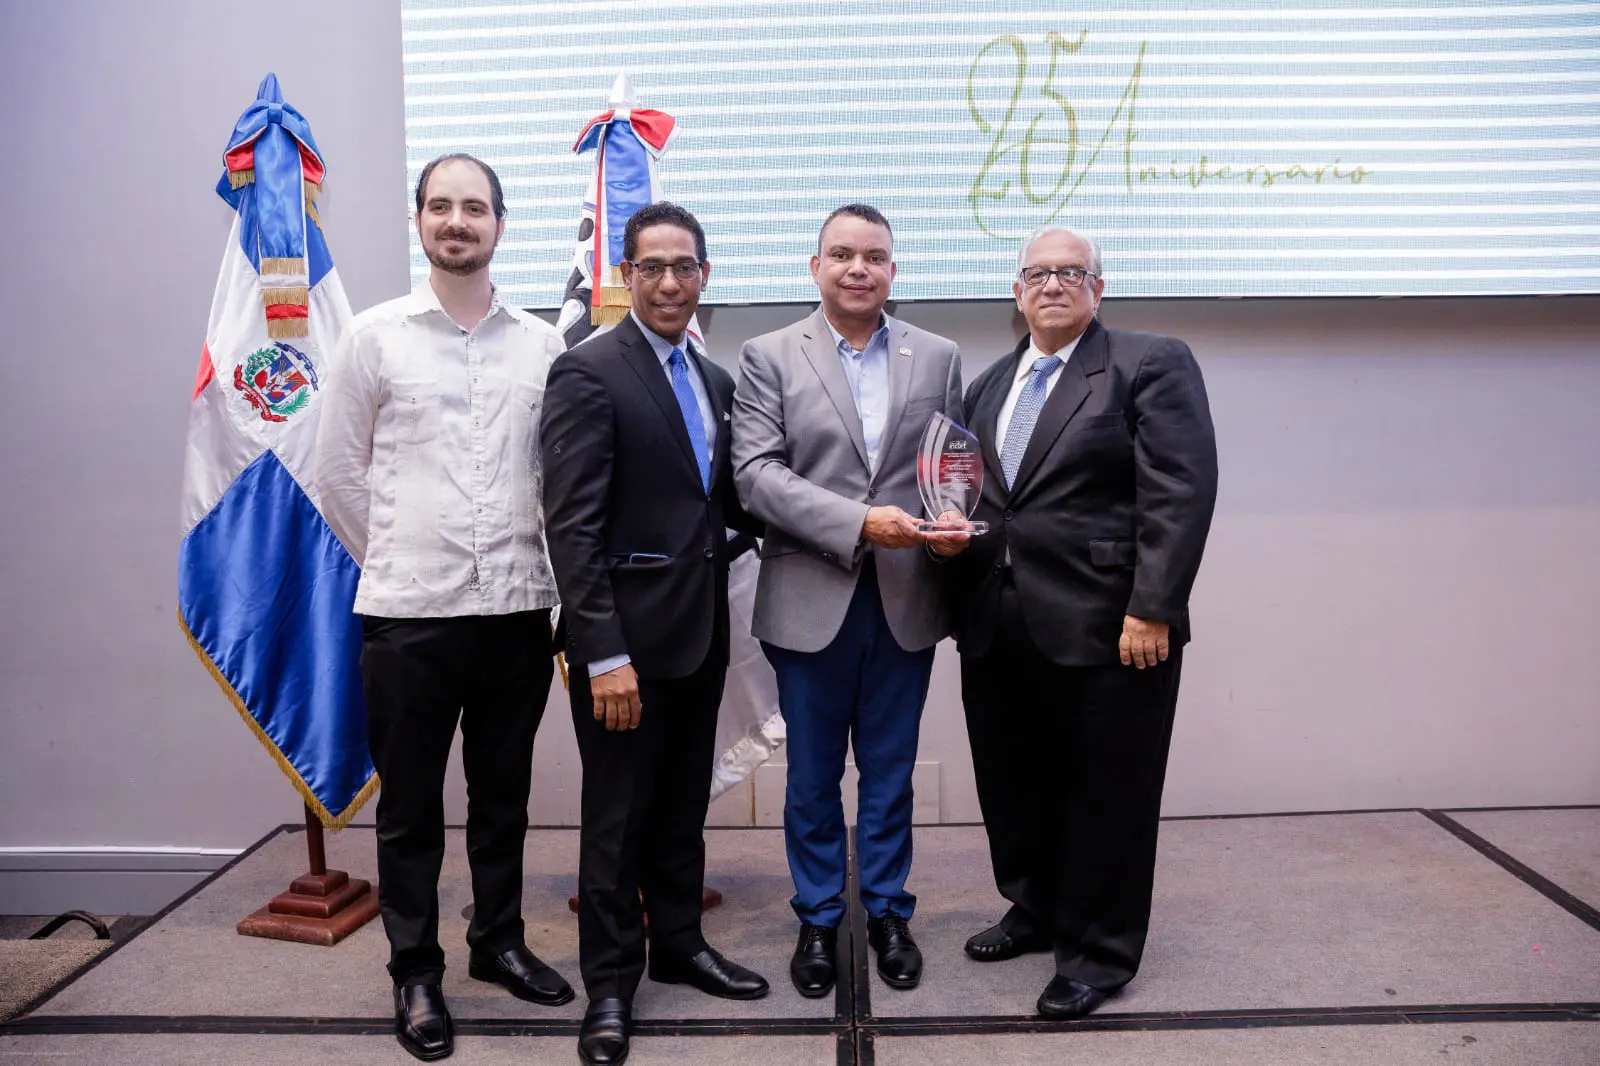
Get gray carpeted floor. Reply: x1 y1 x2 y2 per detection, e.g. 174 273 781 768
0 1032 839 1065
0 941 108 1022
1450 808 1600 910
24 826 830 1022
8 814 1598 1065
872 814 1600 1018
870 1023 1600 1066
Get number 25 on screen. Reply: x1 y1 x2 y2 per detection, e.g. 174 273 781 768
968 31 1145 236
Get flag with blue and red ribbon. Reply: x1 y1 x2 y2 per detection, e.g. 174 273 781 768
177 73 375 830
556 73 679 340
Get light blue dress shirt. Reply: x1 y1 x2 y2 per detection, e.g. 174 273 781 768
824 314 890 472
588 315 718 678
632 311 716 453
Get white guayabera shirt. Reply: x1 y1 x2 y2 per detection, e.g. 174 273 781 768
315 282 563 619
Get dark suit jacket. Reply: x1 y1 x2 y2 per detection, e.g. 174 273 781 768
541 316 760 680
946 319 1218 666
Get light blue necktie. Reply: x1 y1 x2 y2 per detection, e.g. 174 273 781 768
1000 354 1063 489
668 346 711 493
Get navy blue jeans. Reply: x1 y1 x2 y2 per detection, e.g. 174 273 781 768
763 561 935 928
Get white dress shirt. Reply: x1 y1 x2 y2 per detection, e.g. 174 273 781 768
315 282 564 619
995 333 1085 458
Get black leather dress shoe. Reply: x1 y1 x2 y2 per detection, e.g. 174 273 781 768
789 922 838 998
649 946 770 1000
964 921 1050 962
393 982 453 1061
1037 975 1108 1019
578 997 631 1066
468 944 575 1005
866 914 922 989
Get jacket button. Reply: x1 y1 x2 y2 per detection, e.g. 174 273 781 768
1003 510 1014 521
868 488 878 499
703 548 713 559
822 552 835 562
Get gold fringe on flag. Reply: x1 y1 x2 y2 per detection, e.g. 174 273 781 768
592 262 631 325
178 607 379 831
262 286 309 307
228 168 255 189
260 256 306 277
591 304 629 327
304 180 323 229
264 284 310 339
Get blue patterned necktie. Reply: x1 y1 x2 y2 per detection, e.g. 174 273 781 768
1000 354 1063 489
668 346 711 493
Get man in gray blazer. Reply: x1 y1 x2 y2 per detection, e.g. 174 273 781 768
732 204 963 998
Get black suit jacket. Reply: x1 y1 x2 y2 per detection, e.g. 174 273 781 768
946 319 1218 666
541 316 760 680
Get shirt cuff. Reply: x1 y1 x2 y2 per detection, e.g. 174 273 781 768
587 653 631 678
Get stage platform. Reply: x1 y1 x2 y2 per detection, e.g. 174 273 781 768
3 809 1596 1064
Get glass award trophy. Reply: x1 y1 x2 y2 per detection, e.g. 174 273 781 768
915 412 990 535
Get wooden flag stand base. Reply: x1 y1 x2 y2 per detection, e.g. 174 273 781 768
568 886 723 915
238 804 379 946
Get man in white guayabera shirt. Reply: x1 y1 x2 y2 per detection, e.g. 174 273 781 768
316 153 571 1062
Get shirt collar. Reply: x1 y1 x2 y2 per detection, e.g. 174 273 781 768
1016 332 1084 385
402 279 511 324
630 311 698 367
823 312 890 356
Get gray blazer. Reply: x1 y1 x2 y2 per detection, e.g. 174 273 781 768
732 309 962 653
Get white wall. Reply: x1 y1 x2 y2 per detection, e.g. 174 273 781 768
1 1 1596 912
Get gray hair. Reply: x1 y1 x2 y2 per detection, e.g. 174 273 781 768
1016 226 1102 277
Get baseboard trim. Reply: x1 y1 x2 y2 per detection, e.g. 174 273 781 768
0 847 239 915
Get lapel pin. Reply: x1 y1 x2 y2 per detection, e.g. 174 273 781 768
723 411 731 422
898 346 912 357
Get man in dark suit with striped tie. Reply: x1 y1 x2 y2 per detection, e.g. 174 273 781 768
541 202 768 1066
940 226 1218 1020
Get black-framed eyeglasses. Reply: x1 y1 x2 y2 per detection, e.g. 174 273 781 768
1018 265 1099 288
627 259 703 282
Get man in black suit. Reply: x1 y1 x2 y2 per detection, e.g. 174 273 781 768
939 226 1217 1020
541 201 769 1066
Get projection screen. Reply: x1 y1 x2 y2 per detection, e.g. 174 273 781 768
401 1 1600 303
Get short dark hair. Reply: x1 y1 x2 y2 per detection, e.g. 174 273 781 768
817 203 893 253
414 153 506 220
623 201 707 264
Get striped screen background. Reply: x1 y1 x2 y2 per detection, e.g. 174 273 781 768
402 1 1600 304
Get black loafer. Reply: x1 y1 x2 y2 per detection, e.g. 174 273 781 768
649 946 770 1000
468 944 575 1005
866 914 923 989
578 997 631 1066
1037 975 1108 1019
789 922 838 998
393 982 453 1061
964 921 1050 962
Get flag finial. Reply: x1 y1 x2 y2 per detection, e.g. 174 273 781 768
608 72 636 109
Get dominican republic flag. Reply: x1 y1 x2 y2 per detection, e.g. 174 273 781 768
556 72 680 341
177 73 375 830
555 74 784 802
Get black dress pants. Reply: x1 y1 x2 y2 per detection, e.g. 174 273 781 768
568 654 725 1002
362 610 554 986
961 572 1182 992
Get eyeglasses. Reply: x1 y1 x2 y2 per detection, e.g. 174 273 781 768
627 259 703 282
1018 265 1099 288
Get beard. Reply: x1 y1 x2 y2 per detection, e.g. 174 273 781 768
425 230 495 277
